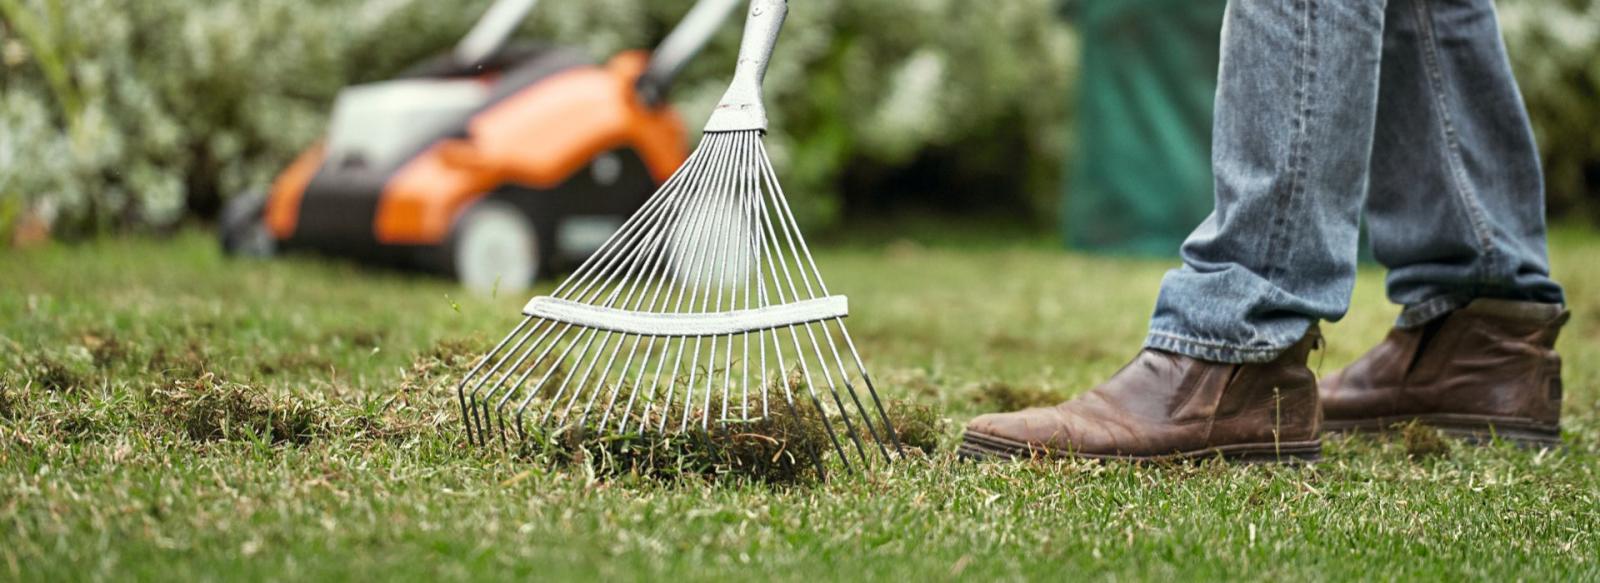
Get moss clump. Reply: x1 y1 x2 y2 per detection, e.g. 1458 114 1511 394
497 394 941 484
28 356 82 393
147 341 210 378
0 382 16 421
508 406 815 484
972 382 1064 412
1398 421 1451 459
82 332 128 368
423 337 485 366
334 328 385 349
883 399 947 455
148 373 326 444
255 351 333 376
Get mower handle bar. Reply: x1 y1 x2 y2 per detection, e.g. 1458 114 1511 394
637 0 746 108
455 0 540 68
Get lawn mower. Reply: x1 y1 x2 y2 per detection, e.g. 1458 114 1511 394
220 0 742 292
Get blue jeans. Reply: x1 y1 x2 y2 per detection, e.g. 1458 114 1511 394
1145 0 1566 363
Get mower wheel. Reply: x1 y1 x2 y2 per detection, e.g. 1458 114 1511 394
219 189 276 258
449 199 541 294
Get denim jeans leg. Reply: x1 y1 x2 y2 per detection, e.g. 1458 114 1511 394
1365 0 1565 329
1145 0 1389 363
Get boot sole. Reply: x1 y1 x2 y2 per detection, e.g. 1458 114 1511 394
958 431 1322 465
1323 414 1562 448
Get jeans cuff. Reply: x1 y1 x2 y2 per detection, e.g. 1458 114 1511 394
1395 295 1470 329
1143 331 1293 364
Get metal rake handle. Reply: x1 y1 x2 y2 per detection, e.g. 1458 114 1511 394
704 0 788 133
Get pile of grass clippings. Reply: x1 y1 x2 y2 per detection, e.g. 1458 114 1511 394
972 381 1065 412
148 372 327 444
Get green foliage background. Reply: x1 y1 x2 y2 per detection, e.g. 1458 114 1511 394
0 0 1595 237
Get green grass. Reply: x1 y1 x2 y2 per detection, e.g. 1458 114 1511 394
3 226 1598 581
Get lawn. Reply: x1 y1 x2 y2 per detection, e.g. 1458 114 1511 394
2 225 1598 581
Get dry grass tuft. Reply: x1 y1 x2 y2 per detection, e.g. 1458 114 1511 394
147 373 326 444
1398 420 1452 459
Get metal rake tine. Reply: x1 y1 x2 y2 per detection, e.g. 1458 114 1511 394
669 132 741 432
724 132 764 424
618 132 726 432
611 334 662 433
801 320 888 463
771 326 850 474
476 319 568 445
749 214 854 472
506 168 698 436
558 329 628 427
739 149 867 470
562 144 713 307
534 326 605 427
501 322 580 431
834 320 905 458
789 323 872 469
468 320 559 446
592 332 650 429
603 147 725 432
747 152 893 461
457 316 531 444
555 140 712 298
702 132 754 429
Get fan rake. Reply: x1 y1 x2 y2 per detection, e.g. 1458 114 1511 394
456 0 904 476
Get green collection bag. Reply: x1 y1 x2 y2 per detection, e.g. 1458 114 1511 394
1063 0 1228 256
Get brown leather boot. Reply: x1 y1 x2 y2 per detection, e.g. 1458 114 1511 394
959 328 1324 463
1320 299 1568 447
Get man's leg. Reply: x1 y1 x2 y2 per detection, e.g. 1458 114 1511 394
1365 0 1562 317
960 0 1388 462
1144 0 1389 363
1320 0 1569 447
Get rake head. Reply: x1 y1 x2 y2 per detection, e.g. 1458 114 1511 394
455 0 903 476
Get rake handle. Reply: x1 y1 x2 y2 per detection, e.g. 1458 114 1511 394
703 0 787 133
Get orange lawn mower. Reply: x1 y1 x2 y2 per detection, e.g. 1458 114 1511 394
220 0 743 292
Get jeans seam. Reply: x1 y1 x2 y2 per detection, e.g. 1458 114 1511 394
1395 295 1468 328
1146 332 1286 363
1413 0 1499 283
1263 0 1317 284
1147 330 1290 353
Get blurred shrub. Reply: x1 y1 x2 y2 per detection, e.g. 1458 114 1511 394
2 0 1593 238
1500 0 1600 224
0 0 1074 237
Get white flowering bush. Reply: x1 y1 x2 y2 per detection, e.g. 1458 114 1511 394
2 0 1592 237
1500 0 1600 223
0 0 1073 236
